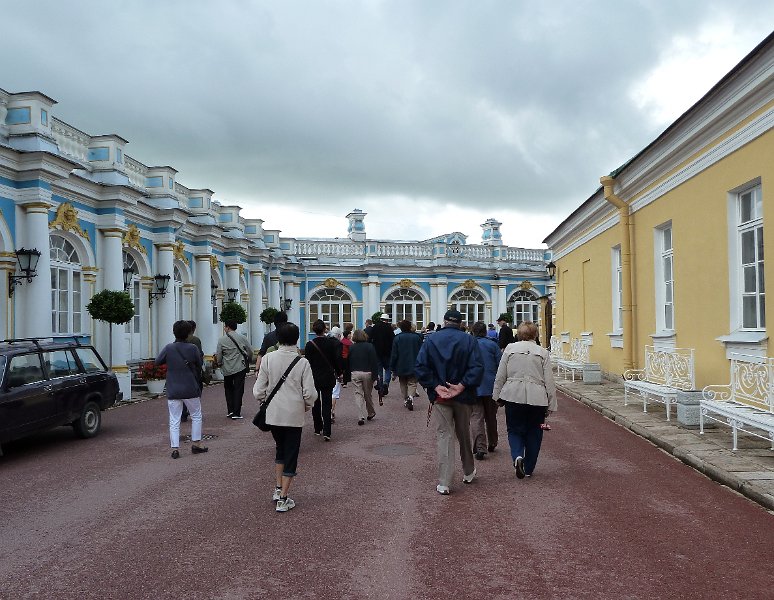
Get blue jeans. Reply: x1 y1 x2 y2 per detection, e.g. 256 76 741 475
377 356 391 392
504 403 546 475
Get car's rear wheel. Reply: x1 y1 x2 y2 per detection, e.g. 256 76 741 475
73 401 102 438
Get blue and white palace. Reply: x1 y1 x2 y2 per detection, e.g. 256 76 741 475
0 88 551 399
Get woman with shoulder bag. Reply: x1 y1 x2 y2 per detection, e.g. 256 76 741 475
253 323 316 512
304 319 343 441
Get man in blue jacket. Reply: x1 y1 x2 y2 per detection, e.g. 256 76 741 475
415 309 484 495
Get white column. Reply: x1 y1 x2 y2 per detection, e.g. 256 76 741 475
269 271 281 309
100 228 131 400
0 255 14 339
225 264 240 301
434 279 448 324
20 202 52 338
155 243 176 353
289 282 301 325
249 268 265 347
194 255 215 357
496 284 507 320
365 275 380 320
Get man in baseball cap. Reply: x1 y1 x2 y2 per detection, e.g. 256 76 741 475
415 308 483 495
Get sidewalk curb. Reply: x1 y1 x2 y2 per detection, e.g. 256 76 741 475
558 383 774 512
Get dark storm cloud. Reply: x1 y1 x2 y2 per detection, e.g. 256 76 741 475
2 1 772 242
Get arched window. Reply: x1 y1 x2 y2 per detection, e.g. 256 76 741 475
509 289 539 326
50 235 83 334
123 252 140 335
308 288 352 331
384 288 424 330
173 266 184 320
450 288 485 325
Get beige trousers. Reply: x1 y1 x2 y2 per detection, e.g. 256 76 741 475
351 371 376 420
434 401 475 487
398 375 417 400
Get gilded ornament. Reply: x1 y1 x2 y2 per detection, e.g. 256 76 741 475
123 224 147 255
173 240 189 266
462 279 477 289
210 255 219 270
398 278 415 289
520 280 533 290
323 277 340 289
49 202 90 241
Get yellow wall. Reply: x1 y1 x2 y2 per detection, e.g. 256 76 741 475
552 126 774 387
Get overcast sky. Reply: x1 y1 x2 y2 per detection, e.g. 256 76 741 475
3 1 773 247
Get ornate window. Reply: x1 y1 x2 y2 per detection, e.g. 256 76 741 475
50 235 82 334
308 288 352 331
123 252 140 335
509 289 539 326
384 288 424 330
450 288 485 324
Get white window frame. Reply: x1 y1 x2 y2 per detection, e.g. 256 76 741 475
653 222 674 334
50 236 83 335
384 288 425 330
449 289 485 325
608 246 623 348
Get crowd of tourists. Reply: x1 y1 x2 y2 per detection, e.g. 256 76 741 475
155 311 557 513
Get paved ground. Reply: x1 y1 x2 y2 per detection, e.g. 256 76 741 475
1 377 774 599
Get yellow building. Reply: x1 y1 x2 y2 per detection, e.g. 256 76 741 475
544 31 774 388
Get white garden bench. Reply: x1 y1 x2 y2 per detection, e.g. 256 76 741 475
623 346 695 421
701 355 774 451
549 336 565 364
556 338 589 382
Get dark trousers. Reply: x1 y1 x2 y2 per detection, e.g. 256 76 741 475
223 369 247 416
271 426 303 476
312 386 333 436
504 403 546 475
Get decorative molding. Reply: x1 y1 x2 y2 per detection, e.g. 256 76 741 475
398 278 415 288
324 277 341 289
82 266 99 273
123 225 147 255
461 279 477 289
239 264 245 278
173 240 189 265
210 255 219 271
49 202 90 241
520 280 533 290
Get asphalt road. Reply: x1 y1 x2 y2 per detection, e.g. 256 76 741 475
2 379 773 600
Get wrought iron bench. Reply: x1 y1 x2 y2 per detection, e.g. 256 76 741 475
623 346 695 420
549 336 565 365
556 338 589 382
701 355 774 451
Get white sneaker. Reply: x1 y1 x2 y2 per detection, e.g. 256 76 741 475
436 484 450 495
514 456 526 479
276 497 296 512
462 467 477 484
272 487 282 502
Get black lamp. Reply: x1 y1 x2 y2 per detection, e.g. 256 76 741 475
149 273 171 306
122 267 134 291
283 298 293 311
211 281 218 304
226 288 238 303
546 261 556 279
8 247 41 297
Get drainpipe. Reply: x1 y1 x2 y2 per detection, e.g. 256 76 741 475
600 175 634 371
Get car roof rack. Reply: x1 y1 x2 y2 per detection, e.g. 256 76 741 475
1 336 84 349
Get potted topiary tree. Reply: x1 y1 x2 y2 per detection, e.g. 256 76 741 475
260 306 279 330
497 311 514 324
86 289 135 368
371 310 383 322
220 301 248 326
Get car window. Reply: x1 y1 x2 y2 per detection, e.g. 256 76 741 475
74 347 107 373
7 353 46 388
43 349 79 378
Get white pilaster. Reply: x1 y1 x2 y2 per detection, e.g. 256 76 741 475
194 255 215 357
249 268 265 347
100 227 131 400
269 271 281 309
155 243 176 353
20 203 52 338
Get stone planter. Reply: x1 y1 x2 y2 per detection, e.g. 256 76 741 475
583 363 602 384
146 379 166 395
675 390 709 427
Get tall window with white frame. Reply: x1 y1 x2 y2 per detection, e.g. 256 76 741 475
658 226 674 331
50 235 83 335
612 246 622 332
739 185 764 329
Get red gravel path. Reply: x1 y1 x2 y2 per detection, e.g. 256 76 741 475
1 382 773 599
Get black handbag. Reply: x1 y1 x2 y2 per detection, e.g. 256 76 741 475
253 356 302 431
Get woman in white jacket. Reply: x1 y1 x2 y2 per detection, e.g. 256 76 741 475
492 321 558 479
253 323 316 512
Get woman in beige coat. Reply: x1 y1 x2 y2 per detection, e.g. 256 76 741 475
253 323 316 512
492 321 557 479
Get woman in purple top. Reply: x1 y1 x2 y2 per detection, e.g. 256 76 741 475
155 320 208 459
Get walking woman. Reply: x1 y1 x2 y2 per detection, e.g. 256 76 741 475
470 321 502 459
155 320 208 459
492 321 557 478
304 319 342 441
253 323 316 512
348 329 380 424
